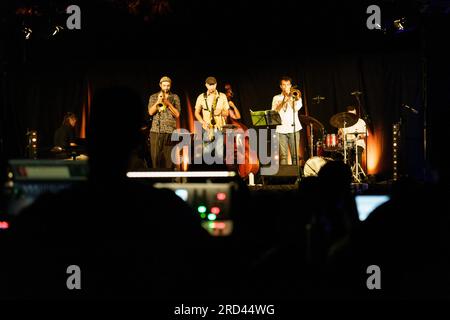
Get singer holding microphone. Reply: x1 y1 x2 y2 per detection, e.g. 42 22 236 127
147 76 181 169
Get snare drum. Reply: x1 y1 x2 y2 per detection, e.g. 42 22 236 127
323 133 342 151
325 134 338 148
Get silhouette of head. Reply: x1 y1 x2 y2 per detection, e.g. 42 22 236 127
318 160 353 203
87 86 143 180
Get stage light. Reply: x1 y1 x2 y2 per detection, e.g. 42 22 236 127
127 171 236 178
393 18 406 32
26 130 38 159
51 25 64 36
392 123 400 181
23 27 32 40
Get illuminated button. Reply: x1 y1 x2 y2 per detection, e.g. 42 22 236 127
211 207 220 215
0 221 9 229
200 213 206 219
216 192 226 201
197 205 207 213
207 213 216 221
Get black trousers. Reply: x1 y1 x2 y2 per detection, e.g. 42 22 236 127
149 132 175 169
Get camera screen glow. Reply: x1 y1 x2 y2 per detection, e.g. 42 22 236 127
174 189 188 202
355 195 390 221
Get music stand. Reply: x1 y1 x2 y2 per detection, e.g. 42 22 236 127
250 110 281 185
250 110 282 127
265 110 282 126
250 111 267 127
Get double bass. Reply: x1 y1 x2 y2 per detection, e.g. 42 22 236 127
224 84 259 179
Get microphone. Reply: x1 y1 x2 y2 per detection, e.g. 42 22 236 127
351 91 363 96
312 95 326 104
402 104 419 114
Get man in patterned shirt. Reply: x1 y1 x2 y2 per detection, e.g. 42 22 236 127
148 76 181 169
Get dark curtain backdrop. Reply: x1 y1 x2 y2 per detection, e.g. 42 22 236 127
1 52 423 179
1 63 87 157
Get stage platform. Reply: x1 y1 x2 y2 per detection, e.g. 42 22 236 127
248 182 391 194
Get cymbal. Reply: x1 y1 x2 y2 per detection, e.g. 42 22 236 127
330 112 358 128
299 115 324 130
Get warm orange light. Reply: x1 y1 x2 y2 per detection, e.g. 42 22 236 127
367 128 381 174
81 82 92 139
185 92 195 134
182 145 189 172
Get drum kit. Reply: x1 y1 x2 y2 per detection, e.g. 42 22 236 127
300 110 367 182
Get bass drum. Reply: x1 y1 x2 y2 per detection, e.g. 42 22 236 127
303 156 332 177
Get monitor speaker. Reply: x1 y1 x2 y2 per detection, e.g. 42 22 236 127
260 165 300 185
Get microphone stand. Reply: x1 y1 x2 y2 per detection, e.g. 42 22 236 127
354 92 370 175
312 95 325 157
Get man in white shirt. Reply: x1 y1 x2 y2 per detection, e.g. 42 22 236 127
339 105 368 169
272 76 303 165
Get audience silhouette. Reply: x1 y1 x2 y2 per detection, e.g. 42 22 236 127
2 90 449 301
1 86 211 299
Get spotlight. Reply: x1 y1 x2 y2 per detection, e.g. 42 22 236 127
23 27 32 40
393 18 406 31
26 130 38 159
50 25 64 36
392 123 401 181
392 17 417 34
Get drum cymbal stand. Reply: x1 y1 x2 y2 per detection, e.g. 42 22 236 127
351 142 367 183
